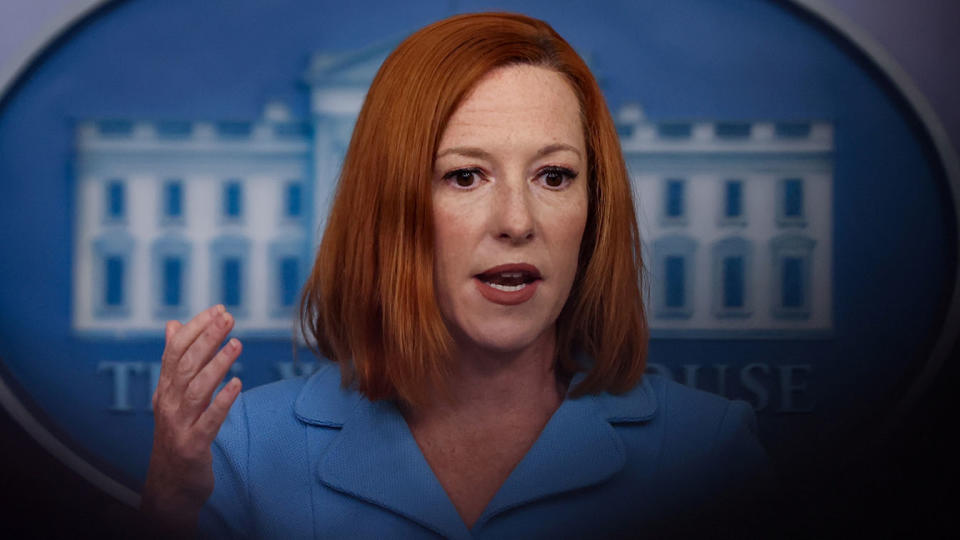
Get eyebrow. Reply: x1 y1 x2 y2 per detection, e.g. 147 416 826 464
435 143 583 161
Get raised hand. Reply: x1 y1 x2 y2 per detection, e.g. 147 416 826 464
140 305 243 533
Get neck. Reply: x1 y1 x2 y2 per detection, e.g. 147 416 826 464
405 327 565 425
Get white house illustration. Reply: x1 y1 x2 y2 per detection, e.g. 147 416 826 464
620 105 833 337
72 42 832 339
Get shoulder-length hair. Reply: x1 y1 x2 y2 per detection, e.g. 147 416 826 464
300 12 648 407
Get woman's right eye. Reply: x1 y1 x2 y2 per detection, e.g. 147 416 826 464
443 168 482 189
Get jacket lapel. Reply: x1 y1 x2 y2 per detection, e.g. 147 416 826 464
316 399 471 538
294 364 658 538
295 364 469 539
471 376 655 530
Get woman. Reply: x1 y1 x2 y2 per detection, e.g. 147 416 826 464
142 12 769 538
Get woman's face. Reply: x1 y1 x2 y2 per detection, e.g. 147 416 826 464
432 64 588 356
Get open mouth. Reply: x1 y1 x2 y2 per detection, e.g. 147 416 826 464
475 263 542 293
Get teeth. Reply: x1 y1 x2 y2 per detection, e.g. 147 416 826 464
487 282 528 292
501 272 523 279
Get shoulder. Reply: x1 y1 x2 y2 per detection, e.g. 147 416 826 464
594 373 754 434
646 374 758 444
632 376 772 498
201 362 357 536
217 361 356 452
228 360 351 420
210 369 312 470
596 374 766 472
237 370 309 413
593 376 774 535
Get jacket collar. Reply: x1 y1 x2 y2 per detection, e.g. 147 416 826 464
293 362 658 537
293 362 362 427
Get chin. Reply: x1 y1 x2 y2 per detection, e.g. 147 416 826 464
457 319 553 355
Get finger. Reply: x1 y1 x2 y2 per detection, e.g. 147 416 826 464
156 307 222 410
153 321 180 410
182 338 242 419
161 306 222 373
154 319 187 408
174 309 234 394
195 377 242 441
165 320 182 342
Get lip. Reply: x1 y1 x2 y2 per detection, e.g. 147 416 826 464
477 263 542 280
474 263 542 306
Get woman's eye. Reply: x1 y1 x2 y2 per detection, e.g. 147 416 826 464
538 167 577 189
444 168 481 188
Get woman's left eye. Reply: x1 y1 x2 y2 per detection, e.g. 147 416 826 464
537 167 577 189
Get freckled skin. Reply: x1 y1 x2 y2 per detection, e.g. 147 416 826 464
421 65 589 526
432 65 588 357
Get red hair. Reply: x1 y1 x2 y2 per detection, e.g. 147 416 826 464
300 12 648 406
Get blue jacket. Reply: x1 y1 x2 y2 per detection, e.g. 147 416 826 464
199 362 770 538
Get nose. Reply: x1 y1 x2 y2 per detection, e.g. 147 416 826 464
492 179 535 243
